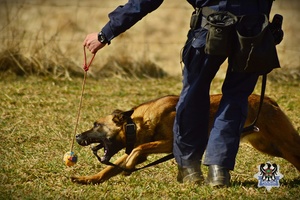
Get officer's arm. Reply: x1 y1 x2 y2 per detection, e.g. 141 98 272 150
101 0 164 43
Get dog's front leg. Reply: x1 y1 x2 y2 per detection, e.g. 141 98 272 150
71 154 128 184
125 140 172 169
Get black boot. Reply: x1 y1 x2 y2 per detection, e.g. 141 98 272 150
177 164 204 184
206 165 231 187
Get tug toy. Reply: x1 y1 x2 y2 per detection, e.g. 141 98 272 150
63 151 78 167
63 47 96 167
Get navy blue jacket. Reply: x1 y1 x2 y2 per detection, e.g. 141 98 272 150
101 0 274 43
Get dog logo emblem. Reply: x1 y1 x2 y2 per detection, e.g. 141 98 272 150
254 161 283 191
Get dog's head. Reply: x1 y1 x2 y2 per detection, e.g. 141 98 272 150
76 109 134 163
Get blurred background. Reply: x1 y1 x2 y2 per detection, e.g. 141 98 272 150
0 0 299 80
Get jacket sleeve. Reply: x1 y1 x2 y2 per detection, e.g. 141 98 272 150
101 0 164 42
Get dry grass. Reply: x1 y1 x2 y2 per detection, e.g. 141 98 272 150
0 0 192 78
0 46 167 80
1 0 299 80
91 55 168 79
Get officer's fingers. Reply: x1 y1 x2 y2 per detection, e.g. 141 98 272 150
83 35 92 47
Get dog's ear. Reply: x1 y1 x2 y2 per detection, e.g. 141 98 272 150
123 110 134 117
112 109 133 126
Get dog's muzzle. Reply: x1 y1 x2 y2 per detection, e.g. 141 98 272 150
75 133 114 163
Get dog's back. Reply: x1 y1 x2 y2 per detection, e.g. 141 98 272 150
132 94 300 172
131 95 178 143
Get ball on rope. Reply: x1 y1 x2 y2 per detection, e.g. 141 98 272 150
63 151 78 167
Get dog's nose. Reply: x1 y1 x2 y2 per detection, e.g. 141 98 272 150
75 134 81 140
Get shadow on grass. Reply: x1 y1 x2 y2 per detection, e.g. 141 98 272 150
280 176 300 186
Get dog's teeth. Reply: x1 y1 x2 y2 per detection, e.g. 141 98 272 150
100 156 106 163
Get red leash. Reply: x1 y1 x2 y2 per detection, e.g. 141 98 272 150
70 47 96 152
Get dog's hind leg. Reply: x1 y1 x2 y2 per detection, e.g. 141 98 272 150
242 97 300 172
71 154 128 184
243 128 300 172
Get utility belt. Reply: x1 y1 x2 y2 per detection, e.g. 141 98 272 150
190 7 283 74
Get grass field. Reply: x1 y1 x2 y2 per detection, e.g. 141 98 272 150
0 74 299 199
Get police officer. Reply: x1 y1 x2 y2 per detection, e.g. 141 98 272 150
83 0 275 187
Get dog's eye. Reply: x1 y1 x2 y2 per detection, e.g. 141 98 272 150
94 122 100 128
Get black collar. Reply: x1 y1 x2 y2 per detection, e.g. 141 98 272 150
125 117 136 155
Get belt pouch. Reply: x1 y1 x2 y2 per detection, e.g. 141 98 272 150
232 14 280 74
205 11 238 56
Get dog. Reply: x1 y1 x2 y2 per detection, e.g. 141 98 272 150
71 94 300 184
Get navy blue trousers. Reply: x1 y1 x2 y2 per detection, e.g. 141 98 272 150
173 30 259 170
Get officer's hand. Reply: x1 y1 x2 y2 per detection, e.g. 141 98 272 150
83 32 106 54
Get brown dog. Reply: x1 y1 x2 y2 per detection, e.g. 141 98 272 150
71 94 300 184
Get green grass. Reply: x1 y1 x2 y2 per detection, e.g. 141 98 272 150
0 75 299 200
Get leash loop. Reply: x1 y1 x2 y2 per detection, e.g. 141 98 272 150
83 47 96 71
